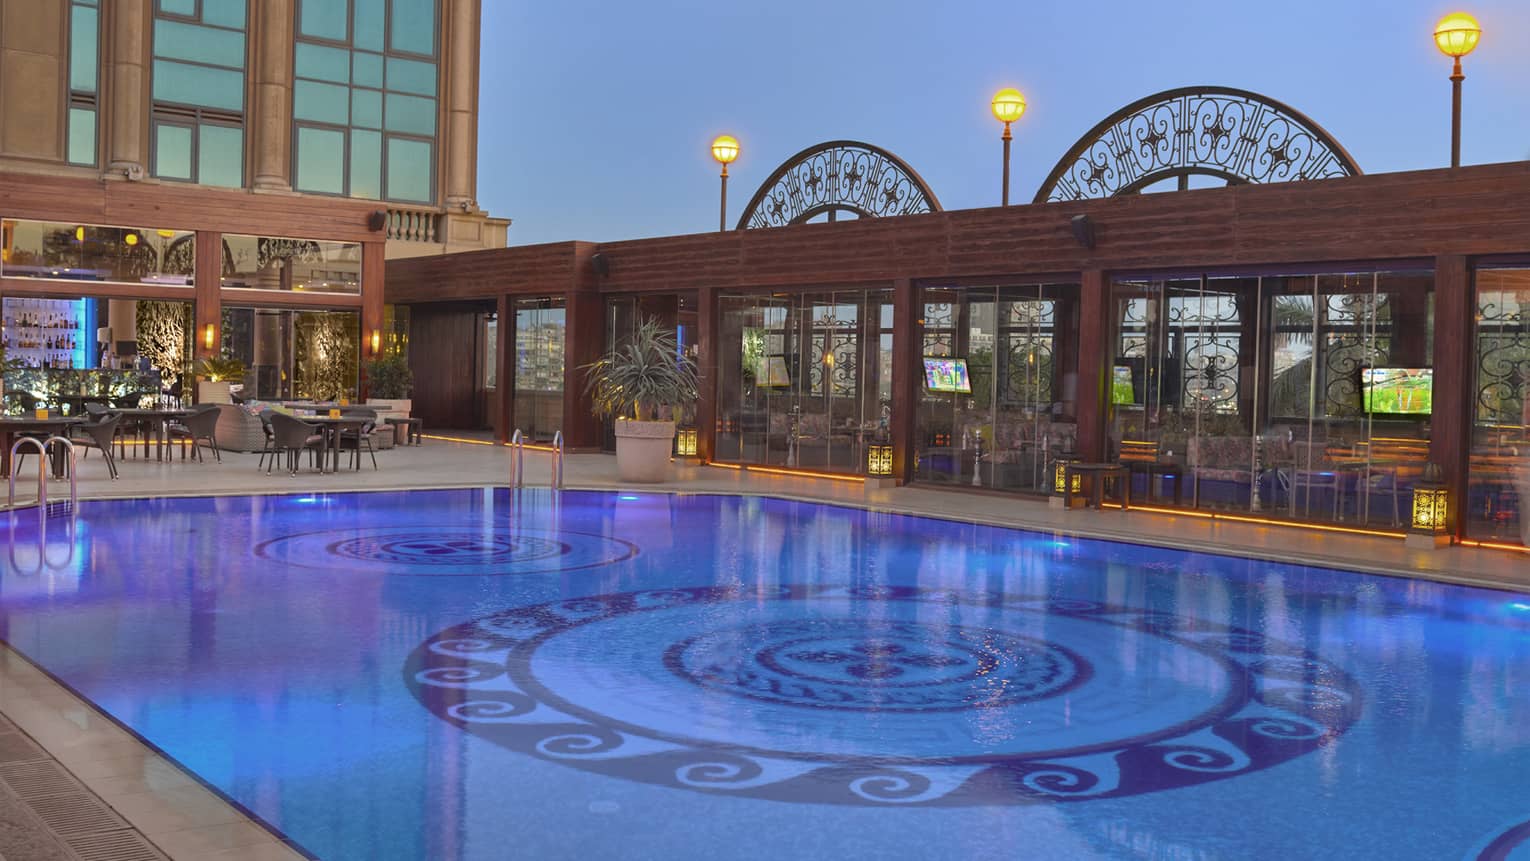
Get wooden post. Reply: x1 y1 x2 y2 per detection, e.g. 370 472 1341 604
494 293 513 444
561 290 604 450
359 240 385 398
1074 269 1110 462
891 278 917 483
193 230 222 362
696 286 717 463
1430 254 1472 540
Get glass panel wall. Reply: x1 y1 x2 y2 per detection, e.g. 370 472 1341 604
1 221 195 286
915 283 1080 492
715 289 892 474
293 0 439 202
2 293 190 414
222 236 361 293
1468 267 1530 546
513 297 565 442
151 0 247 187
601 292 699 451
222 307 360 402
67 0 100 166
1109 271 1433 528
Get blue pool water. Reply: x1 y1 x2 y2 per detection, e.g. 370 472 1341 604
1 489 1528 860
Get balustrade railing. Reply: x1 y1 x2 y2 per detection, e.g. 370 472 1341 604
387 208 442 243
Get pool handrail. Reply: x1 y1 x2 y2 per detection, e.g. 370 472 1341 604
7 436 76 511
510 428 524 487
552 430 564 489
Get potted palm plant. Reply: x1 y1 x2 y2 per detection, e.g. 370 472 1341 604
583 318 699 482
364 353 413 419
194 353 246 404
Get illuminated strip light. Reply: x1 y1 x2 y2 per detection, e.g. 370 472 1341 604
705 462 865 483
421 433 558 451
1458 539 1530 555
1097 502 1408 539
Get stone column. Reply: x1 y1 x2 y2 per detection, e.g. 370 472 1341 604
250 0 294 190
105 0 149 178
442 0 480 209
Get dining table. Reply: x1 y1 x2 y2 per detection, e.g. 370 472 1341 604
297 414 374 473
0 416 84 479
112 408 193 462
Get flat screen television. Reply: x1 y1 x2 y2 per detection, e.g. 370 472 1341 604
755 355 791 388
923 357 972 394
1362 367 1433 414
1112 364 1136 405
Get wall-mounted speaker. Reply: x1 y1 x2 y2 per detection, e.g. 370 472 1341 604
367 210 388 231
590 252 610 277
1070 214 1096 250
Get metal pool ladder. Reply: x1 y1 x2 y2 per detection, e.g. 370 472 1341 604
508 429 564 489
7 436 78 511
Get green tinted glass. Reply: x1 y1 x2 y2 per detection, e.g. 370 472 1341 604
385 136 430 202
384 93 434 135
200 0 247 29
385 57 435 96
299 0 348 40
158 0 196 15
295 42 350 83
295 126 346 194
67 108 96 166
154 20 246 68
351 89 382 129
353 0 385 50
151 59 244 110
154 123 194 180
388 0 435 55
352 51 383 87
294 80 350 123
350 129 381 199
198 124 243 188
69 5 98 93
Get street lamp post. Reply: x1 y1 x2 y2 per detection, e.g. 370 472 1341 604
990 88 1027 206
710 135 740 231
1433 12 1482 168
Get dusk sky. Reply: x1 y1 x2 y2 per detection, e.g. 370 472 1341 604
480 0 1530 247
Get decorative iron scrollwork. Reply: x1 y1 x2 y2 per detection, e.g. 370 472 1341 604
1475 294 1530 423
1035 87 1361 203
738 140 941 229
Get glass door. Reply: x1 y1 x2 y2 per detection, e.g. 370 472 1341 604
513 298 565 442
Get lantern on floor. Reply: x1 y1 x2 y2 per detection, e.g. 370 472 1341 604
1408 462 1450 547
675 427 698 457
867 443 894 476
1053 459 1081 495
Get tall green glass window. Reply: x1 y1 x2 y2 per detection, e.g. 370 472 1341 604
150 0 247 188
67 0 100 166
293 0 438 203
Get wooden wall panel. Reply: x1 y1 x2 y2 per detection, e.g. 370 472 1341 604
407 305 484 430
386 161 1530 305
0 172 382 242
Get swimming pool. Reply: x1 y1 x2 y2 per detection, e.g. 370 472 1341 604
1 489 1527 860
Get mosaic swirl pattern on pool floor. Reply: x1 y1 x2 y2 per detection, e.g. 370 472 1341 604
405 584 1365 806
254 526 639 576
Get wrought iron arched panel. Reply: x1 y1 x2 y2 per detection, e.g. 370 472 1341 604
737 140 942 229
1034 87 1361 203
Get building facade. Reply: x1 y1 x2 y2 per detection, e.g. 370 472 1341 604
0 0 504 405
388 159 1530 552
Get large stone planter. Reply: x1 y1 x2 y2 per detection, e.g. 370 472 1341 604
366 397 411 419
197 380 232 404
614 419 675 483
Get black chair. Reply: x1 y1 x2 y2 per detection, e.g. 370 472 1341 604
256 410 278 472
70 412 124 480
268 412 325 476
338 408 380 471
169 404 222 463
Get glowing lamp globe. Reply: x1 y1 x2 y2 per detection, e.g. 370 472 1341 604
710 135 740 165
991 88 1027 125
124 232 138 246
1433 12 1481 58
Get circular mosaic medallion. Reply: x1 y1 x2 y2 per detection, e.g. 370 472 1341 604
254 526 637 576
668 619 1087 712
404 585 1363 806
1474 818 1530 860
